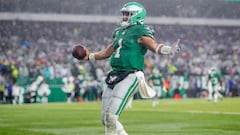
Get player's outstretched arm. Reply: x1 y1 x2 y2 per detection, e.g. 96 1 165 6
138 36 180 55
83 43 114 61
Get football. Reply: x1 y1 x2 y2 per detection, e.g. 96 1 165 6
72 45 87 60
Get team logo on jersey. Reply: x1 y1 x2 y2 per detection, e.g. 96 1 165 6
145 26 154 33
107 75 117 84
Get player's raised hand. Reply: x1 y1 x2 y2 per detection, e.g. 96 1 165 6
171 38 181 56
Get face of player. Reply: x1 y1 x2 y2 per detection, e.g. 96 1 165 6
122 11 131 22
211 69 216 74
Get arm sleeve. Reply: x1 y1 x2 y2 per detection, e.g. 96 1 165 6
138 25 155 39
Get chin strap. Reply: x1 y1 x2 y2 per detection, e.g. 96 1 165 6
120 21 130 28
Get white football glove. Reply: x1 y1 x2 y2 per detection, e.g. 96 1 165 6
171 39 181 56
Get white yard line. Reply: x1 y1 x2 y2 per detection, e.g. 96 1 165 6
127 109 240 115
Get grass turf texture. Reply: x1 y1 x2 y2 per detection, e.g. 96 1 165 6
0 98 240 135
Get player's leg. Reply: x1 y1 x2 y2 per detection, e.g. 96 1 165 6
16 96 20 104
213 86 218 103
66 93 72 103
152 88 157 107
157 86 162 102
12 96 17 105
125 96 133 109
102 87 117 135
101 87 112 125
217 85 224 100
217 92 224 99
152 86 160 107
116 120 128 135
207 83 213 101
103 73 138 135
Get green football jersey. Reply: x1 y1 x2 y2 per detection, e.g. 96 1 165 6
208 72 221 87
149 74 163 86
110 24 154 71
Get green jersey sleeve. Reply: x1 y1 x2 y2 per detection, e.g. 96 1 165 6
135 25 155 39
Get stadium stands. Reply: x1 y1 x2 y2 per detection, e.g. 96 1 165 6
1 0 240 18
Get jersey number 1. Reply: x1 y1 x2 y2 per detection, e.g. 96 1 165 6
114 39 123 58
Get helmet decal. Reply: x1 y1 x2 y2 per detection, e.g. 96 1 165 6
121 5 142 12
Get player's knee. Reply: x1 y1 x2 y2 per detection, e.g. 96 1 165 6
105 112 118 128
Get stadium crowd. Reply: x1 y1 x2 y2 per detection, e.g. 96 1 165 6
0 20 239 104
1 0 240 18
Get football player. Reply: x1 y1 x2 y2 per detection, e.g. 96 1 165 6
148 67 165 107
206 67 224 103
81 2 180 135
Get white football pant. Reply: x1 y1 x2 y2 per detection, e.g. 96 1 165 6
102 73 138 135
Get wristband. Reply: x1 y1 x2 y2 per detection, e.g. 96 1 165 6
88 53 96 62
155 44 162 54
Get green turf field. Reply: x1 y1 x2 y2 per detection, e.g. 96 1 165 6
0 98 240 135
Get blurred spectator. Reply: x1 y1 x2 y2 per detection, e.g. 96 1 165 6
61 76 75 103
21 38 30 49
37 80 51 103
0 75 6 104
73 76 82 102
5 83 13 104
25 76 44 103
1 0 240 18
228 75 240 97
173 83 181 100
12 82 24 104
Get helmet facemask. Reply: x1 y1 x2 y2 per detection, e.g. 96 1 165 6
152 67 160 77
209 67 217 75
120 2 146 27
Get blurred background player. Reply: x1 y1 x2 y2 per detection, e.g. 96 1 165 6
206 67 224 103
148 67 165 107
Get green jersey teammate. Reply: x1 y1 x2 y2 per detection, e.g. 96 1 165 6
148 67 165 107
81 2 180 135
206 67 224 104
